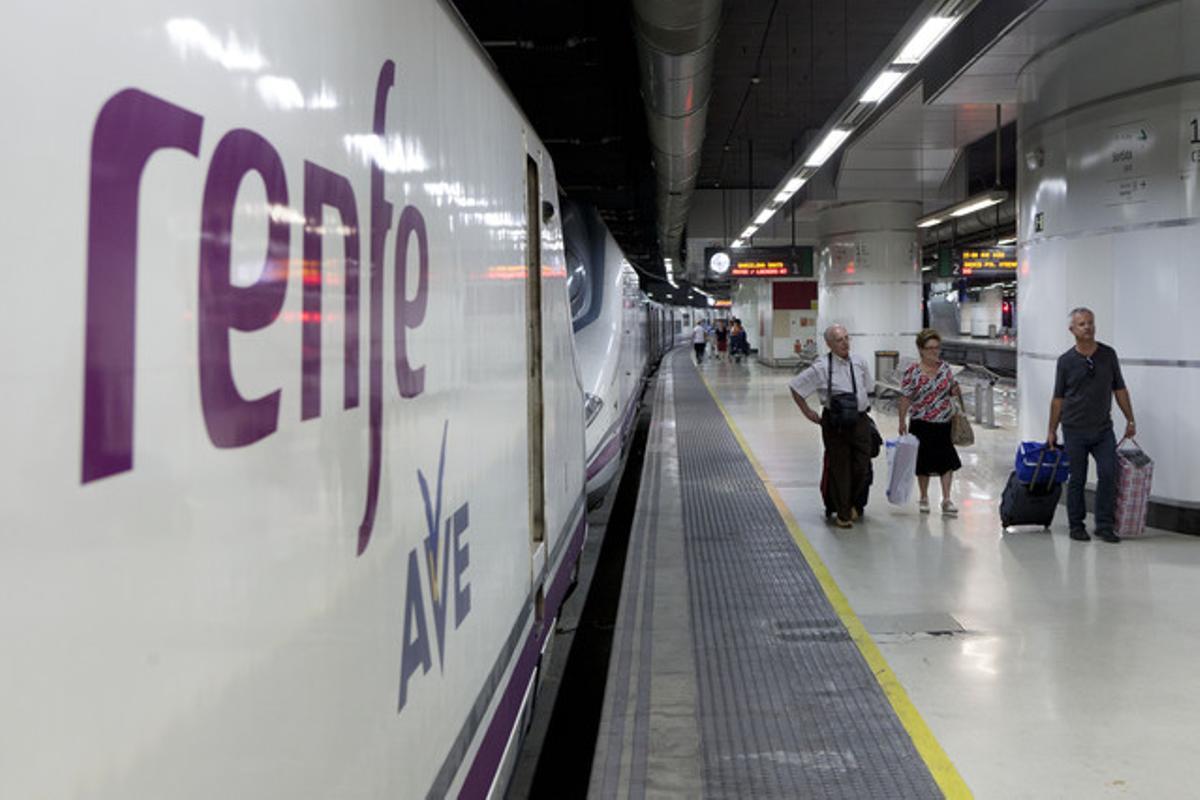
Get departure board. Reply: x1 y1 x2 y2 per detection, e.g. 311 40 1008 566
958 246 1016 275
705 245 813 279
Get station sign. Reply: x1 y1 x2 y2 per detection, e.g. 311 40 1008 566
705 245 813 279
957 246 1016 276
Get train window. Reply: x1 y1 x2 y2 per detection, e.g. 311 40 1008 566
565 245 591 322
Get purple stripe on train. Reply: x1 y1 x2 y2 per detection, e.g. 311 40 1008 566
457 512 587 799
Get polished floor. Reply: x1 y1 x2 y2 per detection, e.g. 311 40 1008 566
699 353 1199 799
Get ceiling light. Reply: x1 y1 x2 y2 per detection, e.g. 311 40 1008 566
916 190 1008 228
805 128 851 167
950 191 1006 217
894 16 956 65
754 208 774 225
860 70 906 103
996 237 1017 246
783 177 804 193
740 225 758 239
731 239 745 248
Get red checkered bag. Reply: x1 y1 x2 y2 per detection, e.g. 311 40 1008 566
1115 438 1153 537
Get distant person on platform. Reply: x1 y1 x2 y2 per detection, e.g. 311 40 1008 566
714 319 729 361
692 320 708 363
898 329 962 516
730 319 749 361
788 324 873 529
1046 307 1136 543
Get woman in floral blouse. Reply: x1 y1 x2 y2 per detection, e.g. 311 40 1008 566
899 329 962 515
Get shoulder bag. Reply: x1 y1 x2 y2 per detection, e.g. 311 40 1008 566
826 353 861 429
950 395 974 446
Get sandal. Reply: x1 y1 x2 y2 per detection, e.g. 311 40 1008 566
941 500 958 517
918 498 930 514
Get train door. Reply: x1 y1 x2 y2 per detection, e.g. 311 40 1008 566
524 155 547 615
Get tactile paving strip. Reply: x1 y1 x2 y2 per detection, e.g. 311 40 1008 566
672 354 941 799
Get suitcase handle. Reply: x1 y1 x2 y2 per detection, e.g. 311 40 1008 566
1027 447 1062 492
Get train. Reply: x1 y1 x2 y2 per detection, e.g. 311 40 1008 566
0 1 673 797
564 200 676 505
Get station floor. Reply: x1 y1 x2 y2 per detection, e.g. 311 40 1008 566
592 348 1200 799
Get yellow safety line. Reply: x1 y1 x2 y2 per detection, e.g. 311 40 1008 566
696 367 972 800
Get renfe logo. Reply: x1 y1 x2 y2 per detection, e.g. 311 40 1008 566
80 61 475 714
80 61 427 556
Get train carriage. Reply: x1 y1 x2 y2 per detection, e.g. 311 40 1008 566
0 0 682 796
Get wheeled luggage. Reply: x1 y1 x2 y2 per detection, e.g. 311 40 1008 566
1000 447 1064 529
999 471 1062 529
1115 438 1154 537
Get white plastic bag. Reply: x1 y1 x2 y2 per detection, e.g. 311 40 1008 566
886 434 920 505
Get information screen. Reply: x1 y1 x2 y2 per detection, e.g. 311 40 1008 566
958 246 1016 275
705 245 813 279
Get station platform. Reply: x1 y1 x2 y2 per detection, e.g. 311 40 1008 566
589 348 1198 798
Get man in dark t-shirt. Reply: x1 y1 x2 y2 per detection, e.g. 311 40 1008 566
1045 308 1137 542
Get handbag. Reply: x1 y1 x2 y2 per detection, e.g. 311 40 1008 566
826 353 861 429
950 396 974 446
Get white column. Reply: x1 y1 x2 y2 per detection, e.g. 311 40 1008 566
1017 0 1200 511
816 200 922 369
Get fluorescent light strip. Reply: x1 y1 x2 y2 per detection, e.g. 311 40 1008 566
731 239 745 248
774 190 795 204
916 217 942 229
754 208 774 225
740 225 758 239
783 177 804 193
894 16 956 65
860 70 906 103
950 196 1003 217
805 129 851 167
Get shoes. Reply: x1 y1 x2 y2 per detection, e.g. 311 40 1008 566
1096 530 1121 543
834 517 853 529
918 498 930 514
850 508 860 521
1069 528 1091 541
941 500 958 517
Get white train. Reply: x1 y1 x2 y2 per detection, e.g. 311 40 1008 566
562 199 676 504
0 2 672 798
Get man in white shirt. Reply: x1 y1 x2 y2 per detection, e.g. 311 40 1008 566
788 324 873 528
692 321 708 363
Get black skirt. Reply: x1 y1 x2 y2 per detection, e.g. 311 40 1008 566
909 418 962 475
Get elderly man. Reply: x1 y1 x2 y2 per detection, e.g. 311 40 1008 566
789 324 873 528
1046 307 1136 543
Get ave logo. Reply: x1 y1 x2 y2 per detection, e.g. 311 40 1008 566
398 421 472 712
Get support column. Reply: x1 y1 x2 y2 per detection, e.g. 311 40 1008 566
816 201 922 373
1017 1 1200 528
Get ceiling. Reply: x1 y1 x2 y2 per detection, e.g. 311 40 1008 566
448 0 1078 288
702 0 925 192
451 0 935 283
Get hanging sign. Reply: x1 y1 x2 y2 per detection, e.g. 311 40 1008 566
958 246 1016 276
705 246 813 279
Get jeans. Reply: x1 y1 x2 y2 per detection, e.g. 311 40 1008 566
1063 425 1117 534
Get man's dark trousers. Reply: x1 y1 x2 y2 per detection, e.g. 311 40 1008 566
1063 425 1117 534
821 411 872 521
